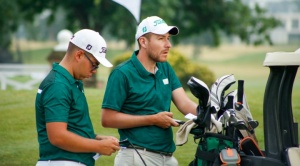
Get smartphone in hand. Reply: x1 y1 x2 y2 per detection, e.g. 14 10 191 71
173 119 185 125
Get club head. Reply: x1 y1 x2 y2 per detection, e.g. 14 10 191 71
248 120 259 129
210 114 223 133
233 121 249 131
187 76 211 107
235 102 244 111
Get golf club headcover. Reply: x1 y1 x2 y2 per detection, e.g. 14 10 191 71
240 136 264 156
210 74 236 112
187 76 211 108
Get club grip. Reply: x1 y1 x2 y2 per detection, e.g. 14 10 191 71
227 96 234 109
237 80 244 104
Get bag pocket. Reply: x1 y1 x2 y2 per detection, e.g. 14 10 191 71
191 133 236 166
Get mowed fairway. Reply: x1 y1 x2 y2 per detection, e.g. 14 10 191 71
0 44 299 166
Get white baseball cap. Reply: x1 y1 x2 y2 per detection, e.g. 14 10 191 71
135 16 179 40
70 29 113 67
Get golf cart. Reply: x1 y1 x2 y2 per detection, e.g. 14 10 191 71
257 50 299 165
185 50 300 166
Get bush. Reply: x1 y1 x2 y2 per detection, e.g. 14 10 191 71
168 49 215 89
111 50 215 90
111 51 132 68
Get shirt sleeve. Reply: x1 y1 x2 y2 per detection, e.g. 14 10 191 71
42 83 71 123
102 69 128 112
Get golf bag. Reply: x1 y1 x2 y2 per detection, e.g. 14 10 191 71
183 74 260 166
188 133 238 166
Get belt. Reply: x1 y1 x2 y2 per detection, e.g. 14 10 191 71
36 160 86 166
127 145 173 157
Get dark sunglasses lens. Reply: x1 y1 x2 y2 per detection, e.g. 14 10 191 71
93 65 99 70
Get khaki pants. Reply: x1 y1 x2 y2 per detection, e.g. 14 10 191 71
114 148 178 166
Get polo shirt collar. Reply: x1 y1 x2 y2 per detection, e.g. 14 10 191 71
131 51 158 77
52 63 77 84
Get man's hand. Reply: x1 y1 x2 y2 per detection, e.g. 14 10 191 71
153 111 180 128
95 138 120 156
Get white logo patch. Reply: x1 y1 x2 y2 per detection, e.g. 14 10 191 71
163 78 169 85
37 89 42 94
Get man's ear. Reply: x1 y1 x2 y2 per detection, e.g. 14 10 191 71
139 37 148 48
74 50 83 62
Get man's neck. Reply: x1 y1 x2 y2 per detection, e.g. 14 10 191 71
137 51 156 73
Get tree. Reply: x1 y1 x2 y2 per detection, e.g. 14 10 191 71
107 0 281 47
169 0 281 46
0 0 281 63
0 0 20 62
16 0 120 32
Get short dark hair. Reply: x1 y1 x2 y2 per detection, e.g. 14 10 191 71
137 33 152 48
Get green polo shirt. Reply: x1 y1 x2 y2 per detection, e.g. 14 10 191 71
102 51 181 153
35 63 96 166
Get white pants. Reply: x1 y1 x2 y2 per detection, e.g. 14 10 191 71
36 160 86 166
114 148 178 166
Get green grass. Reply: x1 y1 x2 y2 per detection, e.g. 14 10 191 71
1 44 300 165
1 86 299 165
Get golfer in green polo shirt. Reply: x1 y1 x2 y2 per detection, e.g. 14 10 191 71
101 16 198 166
35 29 120 166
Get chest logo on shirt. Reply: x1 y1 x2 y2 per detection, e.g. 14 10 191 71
37 89 42 94
163 78 169 85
